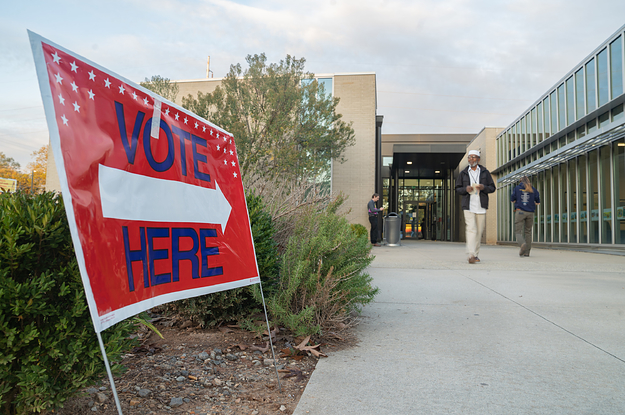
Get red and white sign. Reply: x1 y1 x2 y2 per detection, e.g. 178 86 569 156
29 32 259 332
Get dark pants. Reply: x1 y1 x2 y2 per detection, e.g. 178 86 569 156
369 215 378 244
515 210 534 253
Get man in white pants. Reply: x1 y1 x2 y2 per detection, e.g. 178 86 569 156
455 150 496 264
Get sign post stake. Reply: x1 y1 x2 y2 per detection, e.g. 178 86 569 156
96 332 124 415
258 281 282 392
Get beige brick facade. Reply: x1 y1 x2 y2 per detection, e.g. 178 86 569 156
331 74 377 229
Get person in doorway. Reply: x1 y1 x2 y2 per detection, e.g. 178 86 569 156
455 150 496 264
367 193 384 246
511 176 540 257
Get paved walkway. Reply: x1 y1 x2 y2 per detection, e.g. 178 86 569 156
293 241 625 415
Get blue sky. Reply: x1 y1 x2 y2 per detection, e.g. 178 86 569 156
2 0 625 169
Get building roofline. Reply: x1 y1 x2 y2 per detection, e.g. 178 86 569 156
174 72 376 84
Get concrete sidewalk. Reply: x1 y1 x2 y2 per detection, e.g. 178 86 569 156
293 241 625 415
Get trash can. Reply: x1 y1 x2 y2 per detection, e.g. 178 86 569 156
385 213 401 246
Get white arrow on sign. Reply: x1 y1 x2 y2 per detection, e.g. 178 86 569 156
98 164 232 232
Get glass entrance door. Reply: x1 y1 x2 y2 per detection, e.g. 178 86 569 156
402 200 420 238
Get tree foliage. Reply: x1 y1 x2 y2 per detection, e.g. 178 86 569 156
0 191 137 414
181 53 355 184
140 75 180 102
0 146 47 194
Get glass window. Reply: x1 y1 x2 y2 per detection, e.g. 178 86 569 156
520 118 526 154
599 111 610 128
516 122 521 156
537 171 545 242
566 76 575 126
543 97 551 139
600 145 612 243
598 48 609 107
568 158 578 243
537 101 543 142
567 132 575 145
558 84 566 130
545 168 552 242
531 107 536 148
577 126 586 139
575 68 585 120
588 118 597 134
586 58 597 112
613 104 624 121
560 163 568 242
550 91 558 134
615 138 625 244
579 154 588 243
589 149 599 243
610 36 623 99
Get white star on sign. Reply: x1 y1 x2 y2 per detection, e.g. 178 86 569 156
195 122 199 129
88 90 95 100
71 81 78 92
104 78 111 88
70 61 78 72
216 145 220 151
184 117 188 124
88 70 96 81
143 97 149 106
61 114 68 125
233 172 238 178
231 160 236 166
224 159 228 165
58 93 65 105
118 85 125 94
55 73 63 84
216 133 220 139
223 136 227 141
175 113 179 120
132 92 138 100
73 101 80 112
202 125 206 132
165 108 170 116
229 150 234 155
52 51 61 64
223 148 226 153
210 130 213 135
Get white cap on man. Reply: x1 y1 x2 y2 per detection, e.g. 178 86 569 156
468 150 480 157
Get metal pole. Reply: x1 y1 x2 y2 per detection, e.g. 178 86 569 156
96 331 124 415
258 281 282 392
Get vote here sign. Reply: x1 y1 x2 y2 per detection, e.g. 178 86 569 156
29 31 259 333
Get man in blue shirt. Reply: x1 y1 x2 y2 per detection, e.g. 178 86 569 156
510 176 540 257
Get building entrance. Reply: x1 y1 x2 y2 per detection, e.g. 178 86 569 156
402 201 437 240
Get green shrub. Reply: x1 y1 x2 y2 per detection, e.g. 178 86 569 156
0 191 137 415
267 196 378 336
162 192 279 327
350 223 368 239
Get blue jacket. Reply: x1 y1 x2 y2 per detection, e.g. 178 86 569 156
510 184 540 212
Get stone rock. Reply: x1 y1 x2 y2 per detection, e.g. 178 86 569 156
138 388 152 398
85 387 98 395
263 359 273 366
169 397 184 408
95 392 108 403
213 378 223 386
198 352 209 360
176 376 186 382
214 348 222 355
99 386 107 391
91 406 98 412
225 353 238 361
280 405 287 411
129 398 141 406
